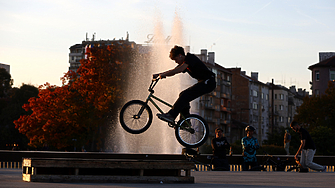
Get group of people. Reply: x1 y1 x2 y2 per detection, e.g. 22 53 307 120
155 45 326 172
211 125 261 171
210 122 326 172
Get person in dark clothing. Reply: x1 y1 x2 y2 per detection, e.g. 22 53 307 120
290 121 326 172
211 128 230 170
153 45 216 123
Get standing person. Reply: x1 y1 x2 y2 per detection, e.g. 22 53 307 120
211 128 230 171
241 126 260 171
290 121 327 172
284 129 291 155
153 45 216 123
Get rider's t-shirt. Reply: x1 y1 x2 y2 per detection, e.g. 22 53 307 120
180 53 215 81
299 127 316 150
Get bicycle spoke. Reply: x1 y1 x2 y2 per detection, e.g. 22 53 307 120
121 102 151 132
178 118 206 145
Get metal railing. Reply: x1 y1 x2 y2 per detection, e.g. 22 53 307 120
193 164 335 172
1 162 21 169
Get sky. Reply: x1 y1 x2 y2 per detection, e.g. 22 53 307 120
1 0 334 93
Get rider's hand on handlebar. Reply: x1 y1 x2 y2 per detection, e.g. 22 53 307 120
152 74 166 79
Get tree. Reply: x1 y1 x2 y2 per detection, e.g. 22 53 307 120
294 81 335 155
0 84 38 150
14 43 134 150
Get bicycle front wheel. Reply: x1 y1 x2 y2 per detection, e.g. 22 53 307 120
175 114 209 148
119 100 153 134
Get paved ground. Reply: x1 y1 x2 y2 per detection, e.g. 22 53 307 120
0 168 334 188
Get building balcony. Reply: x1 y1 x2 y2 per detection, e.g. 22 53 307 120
221 106 231 112
204 116 214 122
69 52 83 56
204 103 215 110
220 119 231 125
221 80 231 86
220 93 230 99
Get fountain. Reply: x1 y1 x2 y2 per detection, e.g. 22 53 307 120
105 9 197 154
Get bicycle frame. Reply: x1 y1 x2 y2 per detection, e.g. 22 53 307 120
141 78 190 129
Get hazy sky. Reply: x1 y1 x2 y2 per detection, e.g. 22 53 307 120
1 0 334 92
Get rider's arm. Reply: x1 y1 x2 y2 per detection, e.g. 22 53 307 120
295 139 305 160
156 63 188 78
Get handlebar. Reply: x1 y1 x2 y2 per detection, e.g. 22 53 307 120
152 77 160 82
149 77 160 93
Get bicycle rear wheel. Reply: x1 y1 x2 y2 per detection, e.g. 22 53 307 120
119 100 153 134
175 114 208 148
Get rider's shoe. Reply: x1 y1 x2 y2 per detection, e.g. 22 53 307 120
157 113 174 124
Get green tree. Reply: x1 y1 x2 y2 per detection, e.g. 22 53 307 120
0 84 39 150
294 81 335 155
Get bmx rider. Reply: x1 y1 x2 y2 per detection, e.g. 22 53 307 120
153 45 216 123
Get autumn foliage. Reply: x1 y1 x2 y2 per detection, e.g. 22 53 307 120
14 43 134 149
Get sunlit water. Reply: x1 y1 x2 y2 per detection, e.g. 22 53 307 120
104 9 197 154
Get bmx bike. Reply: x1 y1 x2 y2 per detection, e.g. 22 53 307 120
119 78 209 148
261 151 288 171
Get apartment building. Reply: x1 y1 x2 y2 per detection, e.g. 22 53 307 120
308 52 335 96
228 68 270 144
194 50 232 144
268 84 307 130
69 33 137 73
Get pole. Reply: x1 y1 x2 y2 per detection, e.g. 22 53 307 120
271 79 274 134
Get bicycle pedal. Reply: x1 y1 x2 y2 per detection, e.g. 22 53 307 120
168 122 175 128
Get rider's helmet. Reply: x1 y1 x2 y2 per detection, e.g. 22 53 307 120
245 125 255 132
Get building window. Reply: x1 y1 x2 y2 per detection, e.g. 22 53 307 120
279 116 283 122
275 94 277 99
261 93 264 99
266 94 268 100
253 102 258 109
253 115 258 123
279 105 284 110
315 71 319 81
253 90 258 97
280 94 284 100
315 89 319 96
330 70 335 81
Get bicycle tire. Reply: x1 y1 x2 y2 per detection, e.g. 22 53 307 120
175 114 209 148
119 100 153 134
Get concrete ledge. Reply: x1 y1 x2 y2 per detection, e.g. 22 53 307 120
22 158 195 183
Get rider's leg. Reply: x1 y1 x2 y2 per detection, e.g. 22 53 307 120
179 104 190 120
300 149 307 168
168 77 216 119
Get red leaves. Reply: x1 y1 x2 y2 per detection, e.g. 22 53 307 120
14 43 133 149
